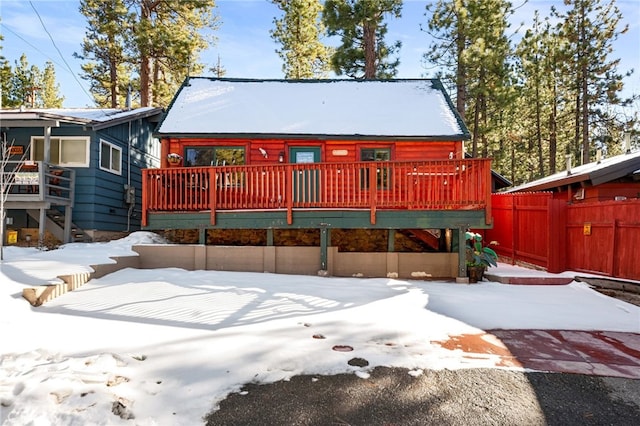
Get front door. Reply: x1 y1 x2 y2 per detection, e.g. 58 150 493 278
289 146 321 203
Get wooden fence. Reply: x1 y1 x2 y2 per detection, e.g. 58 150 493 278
485 193 640 281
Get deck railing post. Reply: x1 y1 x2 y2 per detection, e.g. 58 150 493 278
141 170 148 227
369 162 377 224
286 164 293 225
210 168 217 225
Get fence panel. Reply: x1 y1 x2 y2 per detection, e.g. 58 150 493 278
487 194 640 281
486 192 553 270
566 200 640 280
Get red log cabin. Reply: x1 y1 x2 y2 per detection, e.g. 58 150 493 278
143 77 493 279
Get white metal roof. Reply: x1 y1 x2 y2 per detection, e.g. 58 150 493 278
157 78 468 139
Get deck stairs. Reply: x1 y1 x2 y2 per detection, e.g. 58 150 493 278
27 209 92 243
401 229 442 251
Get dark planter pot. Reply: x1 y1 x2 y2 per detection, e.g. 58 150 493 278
467 265 486 283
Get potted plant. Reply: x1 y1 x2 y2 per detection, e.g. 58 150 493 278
465 231 499 283
167 153 182 166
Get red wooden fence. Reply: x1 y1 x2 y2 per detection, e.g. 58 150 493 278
142 159 492 226
486 193 640 281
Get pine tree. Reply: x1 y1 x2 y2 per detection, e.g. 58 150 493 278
424 0 471 120
271 0 331 79
8 55 41 108
40 61 64 108
424 0 514 158
514 11 554 178
77 0 132 108
323 0 402 79
0 25 15 108
134 0 218 107
79 0 219 107
553 0 632 164
209 55 226 78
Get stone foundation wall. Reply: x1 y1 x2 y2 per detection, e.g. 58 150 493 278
160 228 433 252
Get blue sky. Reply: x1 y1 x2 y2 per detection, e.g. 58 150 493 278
1 0 638 108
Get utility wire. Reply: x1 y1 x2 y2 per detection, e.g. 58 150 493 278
28 0 99 107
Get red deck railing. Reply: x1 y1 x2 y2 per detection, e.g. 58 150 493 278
142 159 492 226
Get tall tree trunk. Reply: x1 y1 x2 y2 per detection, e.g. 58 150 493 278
472 98 480 157
481 93 487 158
455 30 466 120
549 93 557 174
109 61 118 108
108 32 118 108
535 82 544 177
574 87 581 164
579 0 589 165
363 21 376 79
581 62 589 164
139 1 152 107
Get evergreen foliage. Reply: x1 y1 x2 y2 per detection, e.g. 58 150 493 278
79 0 219 108
323 0 402 79
271 0 331 79
77 0 133 108
424 0 636 185
3 54 63 108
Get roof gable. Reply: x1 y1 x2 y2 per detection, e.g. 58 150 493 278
156 77 469 140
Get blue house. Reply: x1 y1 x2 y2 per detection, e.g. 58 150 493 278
0 107 162 244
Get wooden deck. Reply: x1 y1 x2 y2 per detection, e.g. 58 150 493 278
4 161 74 208
142 159 492 227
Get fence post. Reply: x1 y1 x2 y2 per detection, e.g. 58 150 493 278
511 194 516 264
610 219 618 276
547 197 566 273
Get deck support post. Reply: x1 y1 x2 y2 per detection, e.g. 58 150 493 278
387 229 395 252
319 226 329 272
198 227 206 245
63 205 72 243
266 228 274 246
38 208 46 247
456 226 468 282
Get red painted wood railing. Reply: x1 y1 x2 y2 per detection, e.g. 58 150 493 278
142 159 492 226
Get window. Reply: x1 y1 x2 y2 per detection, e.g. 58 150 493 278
32 136 90 167
184 146 245 167
360 148 391 190
99 140 122 175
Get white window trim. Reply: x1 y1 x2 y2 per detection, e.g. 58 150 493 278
30 136 90 167
99 139 122 175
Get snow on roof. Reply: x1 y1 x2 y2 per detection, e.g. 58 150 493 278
506 150 640 192
0 107 161 127
157 78 468 139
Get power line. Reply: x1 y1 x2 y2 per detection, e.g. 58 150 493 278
2 25 71 75
28 0 98 107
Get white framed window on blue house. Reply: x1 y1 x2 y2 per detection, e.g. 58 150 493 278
99 140 122 175
31 136 90 167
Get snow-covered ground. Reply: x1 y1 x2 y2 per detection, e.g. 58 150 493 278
1 232 638 425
